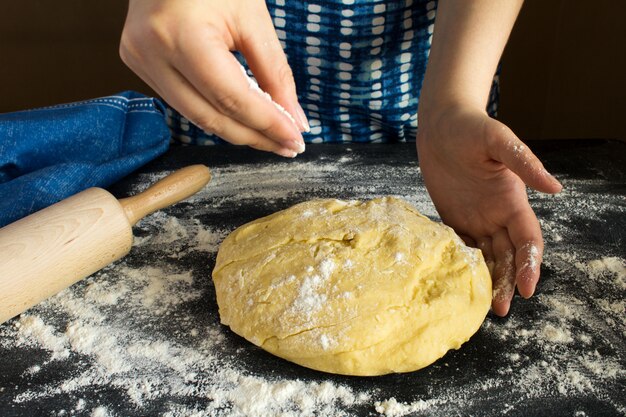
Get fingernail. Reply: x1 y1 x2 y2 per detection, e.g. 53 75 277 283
294 140 306 154
494 301 511 317
544 169 558 182
276 148 297 158
543 169 563 189
285 139 305 154
294 102 310 133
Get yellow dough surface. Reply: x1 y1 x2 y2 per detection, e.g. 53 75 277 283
212 197 492 376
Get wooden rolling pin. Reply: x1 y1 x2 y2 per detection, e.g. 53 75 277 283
0 164 211 324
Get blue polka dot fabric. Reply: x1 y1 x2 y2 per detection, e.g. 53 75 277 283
167 0 499 145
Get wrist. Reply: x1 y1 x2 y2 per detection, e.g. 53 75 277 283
417 99 486 133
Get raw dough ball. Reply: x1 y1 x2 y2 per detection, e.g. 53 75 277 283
213 197 491 376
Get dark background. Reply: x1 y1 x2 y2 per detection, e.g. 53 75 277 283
1 0 625 140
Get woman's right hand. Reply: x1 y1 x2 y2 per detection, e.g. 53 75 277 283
120 0 308 157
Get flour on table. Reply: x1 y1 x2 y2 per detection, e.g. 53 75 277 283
1 153 624 416
576 256 625 290
14 316 69 361
91 406 111 417
374 397 439 417
375 397 440 417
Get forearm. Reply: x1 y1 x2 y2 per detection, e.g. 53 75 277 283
419 0 523 117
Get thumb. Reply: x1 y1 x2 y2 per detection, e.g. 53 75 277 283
236 6 309 133
490 122 562 194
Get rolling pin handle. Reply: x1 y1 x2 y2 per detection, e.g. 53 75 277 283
119 165 211 225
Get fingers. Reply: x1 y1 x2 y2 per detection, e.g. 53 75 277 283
476 237 495 275
491 229 516 317
173 35 305 152
516 242 542 298
487 203 544 316
487 122 562 194
459 234 476 247
507 208 544 299
119 0 305 156
148 61 300 158
237 7 310 132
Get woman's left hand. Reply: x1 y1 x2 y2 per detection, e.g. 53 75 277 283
416 105 562 316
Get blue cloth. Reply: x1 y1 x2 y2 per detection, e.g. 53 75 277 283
167 0 499 145
0 91 170 227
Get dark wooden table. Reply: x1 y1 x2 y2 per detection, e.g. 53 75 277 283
1 140 624 416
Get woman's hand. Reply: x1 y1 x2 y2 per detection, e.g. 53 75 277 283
120 0 308 157
417 105 562 316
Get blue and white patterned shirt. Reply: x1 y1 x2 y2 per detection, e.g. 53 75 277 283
167 0 499 145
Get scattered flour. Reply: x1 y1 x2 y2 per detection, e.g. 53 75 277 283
492 250 516 303
1 151 624 416
239 63 305 135
91 406 110 417
14 316 70 361
374 397 439 417
541 323 574 344
523 242 540 273
576 256 626 290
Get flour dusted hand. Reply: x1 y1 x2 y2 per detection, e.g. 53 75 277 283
120 0 308 157
212 197 492 376
414 0 563 316
417 106 563 316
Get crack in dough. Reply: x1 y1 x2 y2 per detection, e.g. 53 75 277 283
212 197 491 376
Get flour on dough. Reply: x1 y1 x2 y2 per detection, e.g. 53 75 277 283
212 197 491 376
